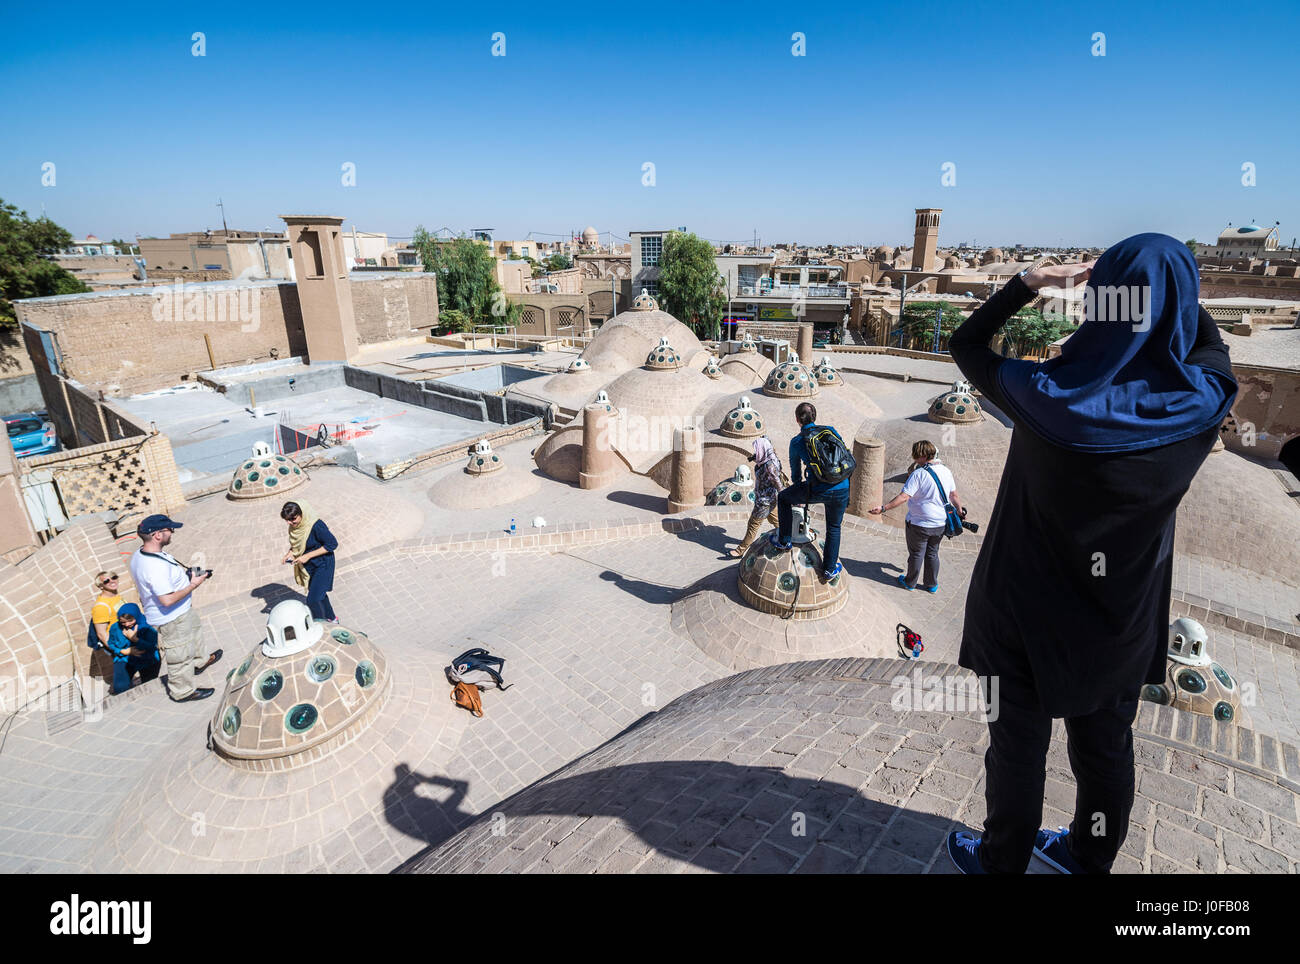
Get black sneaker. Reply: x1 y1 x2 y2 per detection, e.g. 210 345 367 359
175 687 215 703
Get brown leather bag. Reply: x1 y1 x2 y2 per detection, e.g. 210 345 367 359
452 681 483 717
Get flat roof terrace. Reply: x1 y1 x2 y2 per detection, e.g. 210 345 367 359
117 378 504 486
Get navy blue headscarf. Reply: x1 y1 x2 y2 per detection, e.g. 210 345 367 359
996 233 1236 453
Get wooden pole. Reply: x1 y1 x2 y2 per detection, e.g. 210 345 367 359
203 333 216 370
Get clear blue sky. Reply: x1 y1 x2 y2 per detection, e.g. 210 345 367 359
3 0 1297 249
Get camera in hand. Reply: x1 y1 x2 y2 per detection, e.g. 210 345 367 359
189 566 214 579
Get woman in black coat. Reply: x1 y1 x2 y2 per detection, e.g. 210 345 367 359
943 234 1237 874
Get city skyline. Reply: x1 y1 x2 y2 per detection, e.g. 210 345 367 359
3 0 1298 247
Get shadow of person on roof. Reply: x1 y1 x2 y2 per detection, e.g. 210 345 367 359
663 517 732 554
391 759 981 874
842 558 905 588
597 569 682 606
381 763 476 845
248 582 300 614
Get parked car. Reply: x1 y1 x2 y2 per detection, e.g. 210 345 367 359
5 411 60 458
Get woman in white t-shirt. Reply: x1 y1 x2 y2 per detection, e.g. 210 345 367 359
868 440 965 592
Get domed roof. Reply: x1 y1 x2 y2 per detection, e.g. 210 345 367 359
645 335 685 370
567 357 591 372
630 289 659 311
811 355 840 386
1236 225 1263 234
582 226 599 241
466 438 504 475
763 359 819 398
927 382 983 423
707 464 756 507
719 396 766 438
703 355 723 379
737 518 848 619
429 439 542 509
944 255 963 269
981 247 1005 265
874 245 893 258
738 332 758 353
228 450 306 499
211 602 389 769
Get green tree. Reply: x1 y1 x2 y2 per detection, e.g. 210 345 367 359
411 226 520 330
0 200 90 328
658 231 725 340
901 301 965 351
543 254 572 272
1000 307 1075 358
1185 238 1198 256
109 238 137 255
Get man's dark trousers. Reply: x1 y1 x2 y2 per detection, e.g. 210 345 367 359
979 677 1140 874
777 481 848 572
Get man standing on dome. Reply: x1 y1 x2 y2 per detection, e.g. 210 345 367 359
769 402 851 581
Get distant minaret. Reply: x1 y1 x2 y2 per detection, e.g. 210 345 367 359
912 208 942 271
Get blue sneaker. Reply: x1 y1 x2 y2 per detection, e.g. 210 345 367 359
767 532 792 551
822 561 843 581
1033 826 1086 874
896 574 915 591
921 584 938 594
946 830 986 874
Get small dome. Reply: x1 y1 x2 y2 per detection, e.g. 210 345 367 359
1141 622 1243 725
228 449 306 500
1236 225 1263 234
737 510 848 620
567 358 591 372
927 382 982 424
944 255 962 269
981 247 1005 265
645 335 684 370
719 396 765 438
466 438 504 476
812 355 839 386
630 289 659 311
738 332 758 353
874 245 893 259
212 614 388 768
703 355 723 379
764 360 819 398
581 226 599 242
707 464 756 507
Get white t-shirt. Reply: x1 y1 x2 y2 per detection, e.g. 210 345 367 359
902 461 958 528
129 547 191 626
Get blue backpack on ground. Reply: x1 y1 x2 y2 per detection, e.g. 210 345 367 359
446 647 511 690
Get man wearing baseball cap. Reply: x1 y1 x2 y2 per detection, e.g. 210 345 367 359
127 514 222 702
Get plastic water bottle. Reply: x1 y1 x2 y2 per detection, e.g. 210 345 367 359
510 518 516 535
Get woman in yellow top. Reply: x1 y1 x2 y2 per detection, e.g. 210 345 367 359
90 571 124 646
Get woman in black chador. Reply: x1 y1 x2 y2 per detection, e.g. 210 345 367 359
944 234 1237 874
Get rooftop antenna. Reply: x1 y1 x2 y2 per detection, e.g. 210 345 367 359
217 198 229 235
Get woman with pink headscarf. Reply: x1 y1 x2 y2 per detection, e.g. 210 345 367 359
730 436 788 557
